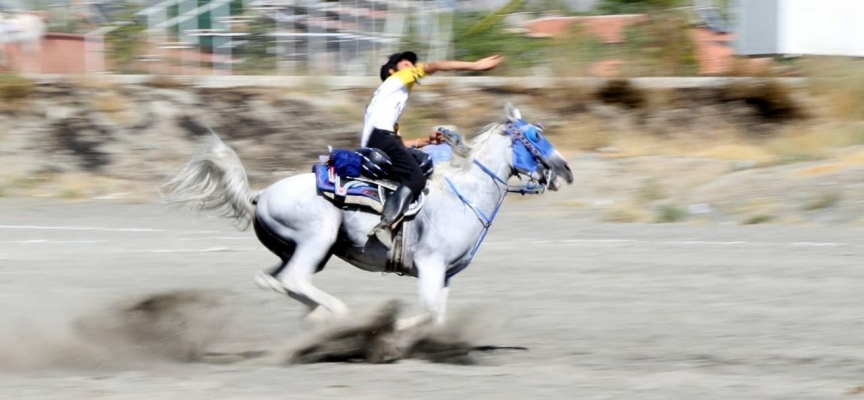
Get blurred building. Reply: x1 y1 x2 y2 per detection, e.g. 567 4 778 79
17 0 854 77
509 7 743 76
1 33 97 74
134 0 455 76
734 0 864 57
1 0 455 75
456 0 598 12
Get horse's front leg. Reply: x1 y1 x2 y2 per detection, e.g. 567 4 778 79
396 255 448 331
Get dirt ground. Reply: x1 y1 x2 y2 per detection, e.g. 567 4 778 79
1 198 863 399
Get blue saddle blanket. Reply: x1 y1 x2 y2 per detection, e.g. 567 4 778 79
314 163 384 203
423 144 453 164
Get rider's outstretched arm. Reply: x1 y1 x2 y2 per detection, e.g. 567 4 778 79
422 55 505 75
398 128 442 148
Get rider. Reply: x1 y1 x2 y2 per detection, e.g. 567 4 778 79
364 51 505 248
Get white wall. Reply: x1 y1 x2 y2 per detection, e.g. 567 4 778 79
733 0 779 55
457 0 598 12
778 0 864 56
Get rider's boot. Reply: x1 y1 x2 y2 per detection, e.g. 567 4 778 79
368 185 414 250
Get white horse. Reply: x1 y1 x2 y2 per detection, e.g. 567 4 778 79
162 104 574 329
0 12 45 69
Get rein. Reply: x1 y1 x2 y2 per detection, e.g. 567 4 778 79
441 122 547 280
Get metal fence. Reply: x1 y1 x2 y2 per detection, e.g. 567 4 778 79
6 0 455 76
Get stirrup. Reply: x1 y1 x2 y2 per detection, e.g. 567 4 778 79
373 226 394 250
368 221 387 237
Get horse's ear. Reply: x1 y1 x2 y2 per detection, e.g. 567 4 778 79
504 102 521 121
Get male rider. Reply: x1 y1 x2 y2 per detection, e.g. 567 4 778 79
364 51 504 248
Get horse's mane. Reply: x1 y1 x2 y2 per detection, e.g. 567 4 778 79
429 121 504 189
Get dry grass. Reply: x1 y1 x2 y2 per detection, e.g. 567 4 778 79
0 173 145 201
595 79 646 110
57 188 88 201
71 76 119 91
0 73 33 102
0 174 54 197
801 57 864 121
723 57 782 78
92 92 130 114
792 147 864 178
637 179 667 203
773 215 808 225
802 192 842 211
563 77 855 163
528 84 592 115
330 74 857 167
603 203 650 223
399 101 496 141
480 83 536 96
841 149 864 164
719 80 805 124
795 163 849 178
703 123 862 167
764 123 864 159
145 75 187 89
597 131 753 160
654 203 688 223
845 387 864 396
547 114 613 152
695 144 775 163
742 214 776 225
728 198 783 217
556 199 589 208
397 110 443 140
594 120 862 167
6 175 50 189
330 104 363 125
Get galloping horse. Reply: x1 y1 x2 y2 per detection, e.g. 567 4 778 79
162 104 573 330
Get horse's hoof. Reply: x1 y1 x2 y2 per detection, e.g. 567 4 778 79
396 314 433 332
304 306 333 325
253 271 287 296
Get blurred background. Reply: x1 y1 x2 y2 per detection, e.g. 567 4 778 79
1 0 863 226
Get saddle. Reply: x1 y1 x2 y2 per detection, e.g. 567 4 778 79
313 146 434 217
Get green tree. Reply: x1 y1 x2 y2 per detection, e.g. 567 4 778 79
105 2 147 73
597 0 687 14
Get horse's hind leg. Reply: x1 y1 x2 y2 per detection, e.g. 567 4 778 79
254 215 348 322
279 235 348 321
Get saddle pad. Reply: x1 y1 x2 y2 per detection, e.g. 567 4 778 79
313 164 426 217
314 163 382 202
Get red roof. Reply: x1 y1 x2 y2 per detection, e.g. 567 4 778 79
523 15 647 44
520 14 765 76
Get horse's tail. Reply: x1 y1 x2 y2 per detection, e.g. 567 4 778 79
160 131 259 231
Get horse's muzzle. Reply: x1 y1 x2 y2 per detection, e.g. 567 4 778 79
546 151 573 190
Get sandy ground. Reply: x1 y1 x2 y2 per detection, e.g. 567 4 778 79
1 198 863 399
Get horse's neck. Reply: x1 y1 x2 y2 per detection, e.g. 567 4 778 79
447 132 512 212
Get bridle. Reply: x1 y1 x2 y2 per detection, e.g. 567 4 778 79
442 121 552 281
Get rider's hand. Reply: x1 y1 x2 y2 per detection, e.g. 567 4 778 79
471 55 505 71
428 130 444 144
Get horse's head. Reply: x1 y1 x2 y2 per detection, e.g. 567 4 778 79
500 103 573 191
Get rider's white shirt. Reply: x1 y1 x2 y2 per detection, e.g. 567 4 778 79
361 64 426 147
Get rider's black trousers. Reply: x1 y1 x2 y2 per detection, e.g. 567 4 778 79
367 128 425 197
